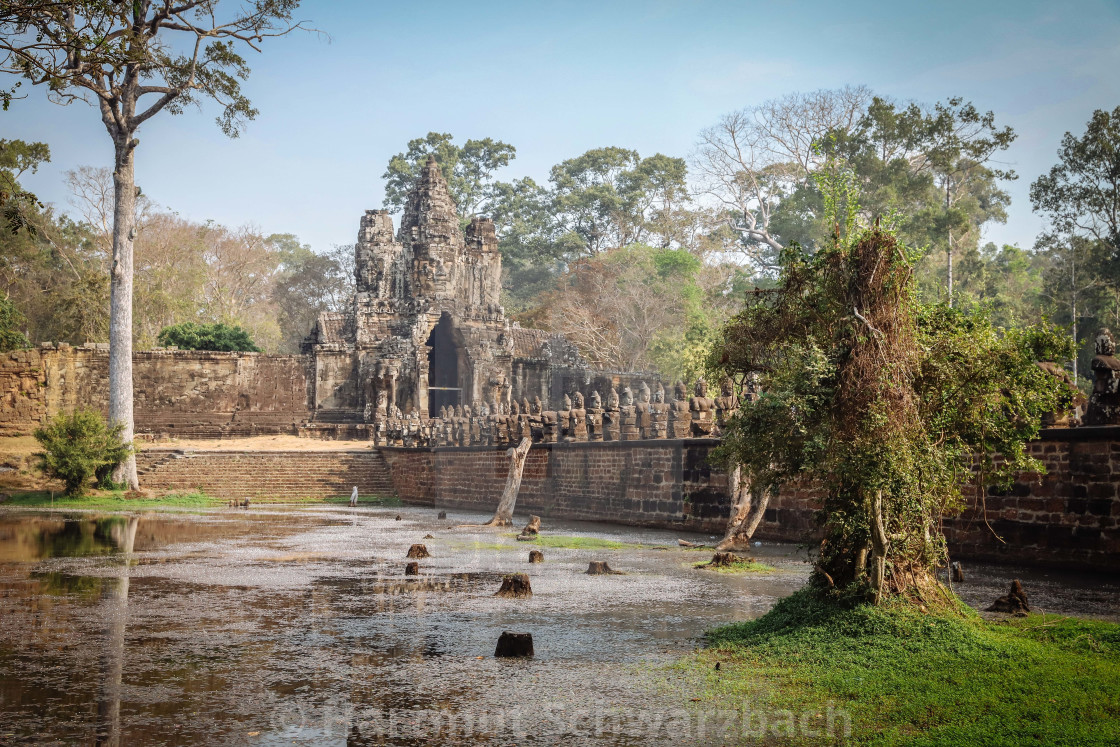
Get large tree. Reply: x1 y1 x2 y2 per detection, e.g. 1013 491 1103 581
710 176 1071 603
1031 106 1120 371
0 1 308 487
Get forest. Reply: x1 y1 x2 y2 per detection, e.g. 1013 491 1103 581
3 87 1117 387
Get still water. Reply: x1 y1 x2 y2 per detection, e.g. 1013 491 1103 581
0 506 1115 745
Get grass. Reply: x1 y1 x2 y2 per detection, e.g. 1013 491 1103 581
1 489 401 510
450 533 646 552
505 533 644 550
1 489 221 509
677 587 1120 745
693 558 777 574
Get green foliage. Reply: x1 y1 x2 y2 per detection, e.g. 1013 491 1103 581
33 409 132 497
270 237 354 352
710 190 1071 595
686 588 1120 745
381 132 517 216
157 322 261 352
0 295 29 350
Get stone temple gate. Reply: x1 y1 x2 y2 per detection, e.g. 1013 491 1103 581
302 155 645 423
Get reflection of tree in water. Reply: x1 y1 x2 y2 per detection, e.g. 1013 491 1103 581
96 515 138 747
35 517 130 560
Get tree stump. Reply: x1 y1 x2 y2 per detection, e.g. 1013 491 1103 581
528 550 544 563
494 631 534 657
711 552 739 566
406 544 431 559
437 511 447 520
951 561 965 583
394 514 402 521
494 573 532 598
521 515 541 535
987 579 1030 614
586 561 622 575
404 562 419 576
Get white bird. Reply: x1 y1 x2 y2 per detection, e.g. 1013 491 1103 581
350 486 358 507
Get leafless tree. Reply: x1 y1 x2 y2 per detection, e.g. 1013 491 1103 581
692 86 872 270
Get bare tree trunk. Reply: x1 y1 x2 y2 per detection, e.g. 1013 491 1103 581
484 438 532 527
97 515 139 746
715 465 771 551
109 140 139 489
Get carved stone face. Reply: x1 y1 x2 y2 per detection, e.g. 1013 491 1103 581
562 393 572 411
510 400 520 415
695 378 708 397
522 397 532 415
721 377 734 397
590 390 602 409
572 391 585 409
620 387 633 406
532 396 542 415
454 404 463 418
607 388 620 408
639 382 651 404
1096 328 1116 357
674 381 688 401
654 384 665 403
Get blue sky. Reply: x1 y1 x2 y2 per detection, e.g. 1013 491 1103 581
6 0 1120 254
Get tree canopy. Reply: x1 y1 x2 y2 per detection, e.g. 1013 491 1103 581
710 185 1072 600
157 321 260 352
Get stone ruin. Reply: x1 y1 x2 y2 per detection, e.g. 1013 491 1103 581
1085 328 1120 426
301 155 655 429
358 368 742 448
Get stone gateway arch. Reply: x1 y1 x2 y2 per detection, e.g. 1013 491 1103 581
302 155 650 423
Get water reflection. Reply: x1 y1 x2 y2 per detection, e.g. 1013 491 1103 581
97 515 138 747
0 506 1115 745
0 515 136 561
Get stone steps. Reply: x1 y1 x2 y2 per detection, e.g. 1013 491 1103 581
135 449 396 498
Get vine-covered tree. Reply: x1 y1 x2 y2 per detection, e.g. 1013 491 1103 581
0 1 309 487
710 172 1072 603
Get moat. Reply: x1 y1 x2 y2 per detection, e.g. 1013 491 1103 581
1 505 1117 745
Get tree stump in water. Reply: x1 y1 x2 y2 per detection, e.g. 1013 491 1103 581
951 561 965 583
495 573 532 598
586 561 622 575
437 511 447 520
528 550 544 563
494 631 534 657
987 579 1030 614
404 562 419 576
707 552 744 567
406 544 431 559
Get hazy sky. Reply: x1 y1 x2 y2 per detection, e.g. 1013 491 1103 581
6 0 1120 254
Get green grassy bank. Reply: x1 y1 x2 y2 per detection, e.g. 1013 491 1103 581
680 589 1120 745
1 490 400 510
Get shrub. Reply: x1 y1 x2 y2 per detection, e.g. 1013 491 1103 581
156 322 260 352
33 409 132 497
0 296 30 352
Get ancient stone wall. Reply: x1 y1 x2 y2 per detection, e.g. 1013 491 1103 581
1 345 311 437
379 428 1120 572
136 449 393 498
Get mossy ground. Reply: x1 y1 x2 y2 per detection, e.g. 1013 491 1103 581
676 588 1120 745
692 559 777 574
451 533 645 551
